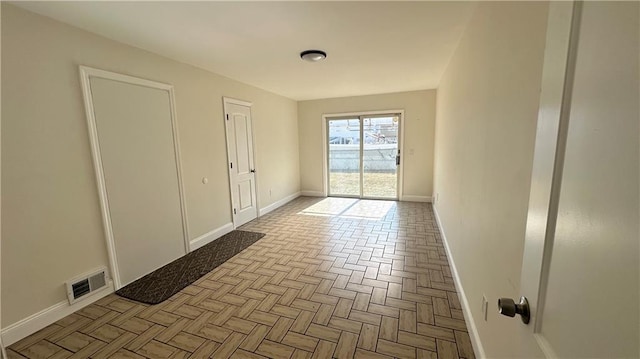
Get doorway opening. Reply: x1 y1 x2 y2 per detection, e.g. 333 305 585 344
324 111 403 200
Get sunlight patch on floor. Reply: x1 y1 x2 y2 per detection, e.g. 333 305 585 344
298 197 357 216
298 197 394 220
341 200 395 220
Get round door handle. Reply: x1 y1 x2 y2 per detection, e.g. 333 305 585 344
498 296 530 324
250 169 256 173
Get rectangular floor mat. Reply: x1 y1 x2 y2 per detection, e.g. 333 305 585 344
115 230 265 304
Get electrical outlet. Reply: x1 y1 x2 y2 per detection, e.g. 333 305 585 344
482 295 488 321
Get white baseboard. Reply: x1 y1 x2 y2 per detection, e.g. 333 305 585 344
300 190 325 197
189 222 234 251
432 204 486 359
258 192 300 217
1 281 114 347
401 195 433 203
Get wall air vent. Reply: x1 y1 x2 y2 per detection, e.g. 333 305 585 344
65 267 109 305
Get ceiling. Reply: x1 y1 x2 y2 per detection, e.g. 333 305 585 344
14 1 476 101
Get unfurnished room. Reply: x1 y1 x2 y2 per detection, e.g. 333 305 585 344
0 1 638 359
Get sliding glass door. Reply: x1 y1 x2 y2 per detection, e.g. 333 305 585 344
327 118 361 197
362 116 399 198
327 114 400 199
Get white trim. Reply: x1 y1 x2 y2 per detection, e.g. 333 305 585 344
247 102 261 221
398 112 406 202
79 66 120 288
222 97 252 108
432 204 486 359
167 83 191 255
79 66 190 289
222 99 236 227
401 195 432 203
189 222 234 251
520 1 581 342
1 282 114 347
0 3 5 354
321 117 328 197
301 190 325 197
323 109 405 117
258 192 301 216
321 110 405 200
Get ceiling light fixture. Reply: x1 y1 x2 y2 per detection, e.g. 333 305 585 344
300 50 327 62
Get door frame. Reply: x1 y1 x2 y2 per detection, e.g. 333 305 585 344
222 97 259 228
322 110 405 200
518 1 582 356
79 66 190 289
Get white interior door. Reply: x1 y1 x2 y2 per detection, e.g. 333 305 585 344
510 2 639 357
84 70 188 288
224 99 258 227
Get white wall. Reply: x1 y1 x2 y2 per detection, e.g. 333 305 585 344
1 4 299 328
298 90 435 199
432 2 548 357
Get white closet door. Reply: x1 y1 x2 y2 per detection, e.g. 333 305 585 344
224 101 257 227
90 77 186 286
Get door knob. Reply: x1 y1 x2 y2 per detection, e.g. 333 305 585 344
498 296 530 324
250 169 256 173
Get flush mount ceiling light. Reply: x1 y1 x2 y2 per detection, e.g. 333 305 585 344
300 50 327 62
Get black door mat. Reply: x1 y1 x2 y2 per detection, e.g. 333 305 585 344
115 229 265 304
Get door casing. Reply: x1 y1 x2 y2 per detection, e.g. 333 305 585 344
518 1 639 357
80 66 190 289
517 2 578 356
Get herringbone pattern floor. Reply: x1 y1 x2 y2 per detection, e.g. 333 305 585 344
7 197 475 359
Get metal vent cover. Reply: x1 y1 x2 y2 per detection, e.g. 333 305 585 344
66 267 109 305
89 272 106 290
71 279 90 299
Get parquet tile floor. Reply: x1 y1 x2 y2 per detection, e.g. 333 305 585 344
7 197 476 359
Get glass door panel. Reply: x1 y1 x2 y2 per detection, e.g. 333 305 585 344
362 116 399 199
328 118 361 197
